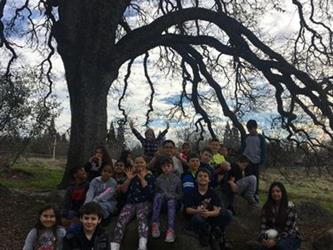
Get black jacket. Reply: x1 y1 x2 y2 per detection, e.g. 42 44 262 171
63 226 110 250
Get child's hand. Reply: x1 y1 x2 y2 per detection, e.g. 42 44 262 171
201 210 210 218
125 168 135 179
137 170 147 180
228 176 235 183
262 239 276 248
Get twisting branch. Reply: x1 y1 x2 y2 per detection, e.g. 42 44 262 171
118 59 134 123
0 0 17 76
143 52 155 126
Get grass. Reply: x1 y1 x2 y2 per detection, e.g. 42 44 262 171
0 157 65 191
259 167 333 214
1 157 332 214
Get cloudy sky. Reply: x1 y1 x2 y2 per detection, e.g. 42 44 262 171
1 0 310 144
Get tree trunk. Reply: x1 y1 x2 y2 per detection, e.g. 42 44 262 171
58 62 117 187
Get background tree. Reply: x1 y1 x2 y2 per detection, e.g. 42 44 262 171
0 68 59 168
1 0 332 186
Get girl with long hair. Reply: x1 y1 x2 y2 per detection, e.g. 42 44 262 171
23 205 66 250
259 182 302 250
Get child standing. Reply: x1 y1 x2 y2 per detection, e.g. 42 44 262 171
130 120 169 160
183 168 232 249
240 119 266 199
259 182 302 250
63 202 111 250
85 163 118 221
111 155 155 250
151 156 182 242
23 205 66 250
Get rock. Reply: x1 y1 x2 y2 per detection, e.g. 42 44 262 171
106 214 210 250
245 240 261 250
313 228 333 250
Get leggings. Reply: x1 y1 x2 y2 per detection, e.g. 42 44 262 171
113 201 151 243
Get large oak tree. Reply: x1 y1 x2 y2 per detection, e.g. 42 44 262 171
0 0 332 186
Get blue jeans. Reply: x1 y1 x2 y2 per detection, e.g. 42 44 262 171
190 209 232 233
261 237 301 250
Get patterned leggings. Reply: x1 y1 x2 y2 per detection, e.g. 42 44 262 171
113 201 151 243
151 193 176 230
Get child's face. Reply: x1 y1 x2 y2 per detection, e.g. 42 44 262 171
114 162 125 174
101 165 113 181
271 186 282 202
209 141 220 153
161 163 174 175
163 142 175 156
134 156 146 173
237 161 248 171
182 144 190 154
200 151 212 163
145 129 155 140
40 208 56 228
74 168 87 181
219 146 228 156
196 171 210 186
247 127 257 135
188 158 200 172
95 149 103 159
80 214 101 233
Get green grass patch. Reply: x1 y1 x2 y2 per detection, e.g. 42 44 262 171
259 168 333 214
0 158 64 191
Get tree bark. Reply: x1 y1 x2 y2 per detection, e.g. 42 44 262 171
58 60 117 187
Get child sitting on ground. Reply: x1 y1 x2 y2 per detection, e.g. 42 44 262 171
85 163 117 222
63 202 111 250
62 166 89 227
84 146 112 181
259 182 302 250
151 156 182 242
111 155 155 250
113 160 128 213
183 168 232 250
23 204 66 250
222 155 257 210
208 138 231 178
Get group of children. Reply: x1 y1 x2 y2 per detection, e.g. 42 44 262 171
23 120 302 250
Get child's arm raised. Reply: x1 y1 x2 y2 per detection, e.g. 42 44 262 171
129 120 145 143
156 121 169 141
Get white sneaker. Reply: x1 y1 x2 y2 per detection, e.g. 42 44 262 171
138 237 147 250
110 242 120 250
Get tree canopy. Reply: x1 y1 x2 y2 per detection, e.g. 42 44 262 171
0 0 332 185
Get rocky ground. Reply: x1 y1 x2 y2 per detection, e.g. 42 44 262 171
1 185 332 250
